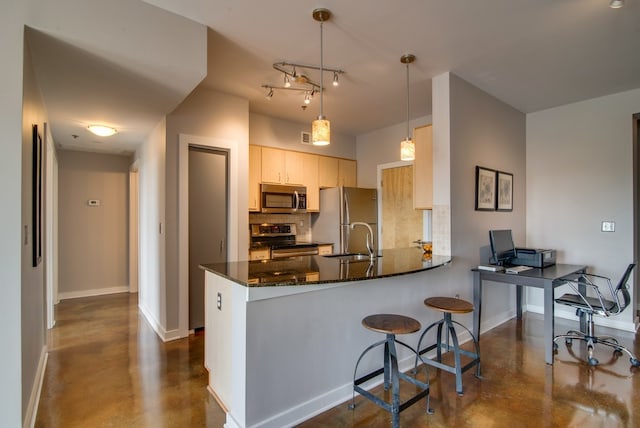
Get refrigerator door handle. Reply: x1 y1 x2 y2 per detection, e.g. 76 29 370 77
344 192 350 225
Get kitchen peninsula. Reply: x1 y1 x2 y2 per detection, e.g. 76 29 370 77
201 248 451 428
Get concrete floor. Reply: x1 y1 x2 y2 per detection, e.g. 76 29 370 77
36 293 640 427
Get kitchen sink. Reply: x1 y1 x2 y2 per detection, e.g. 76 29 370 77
322 253 381 261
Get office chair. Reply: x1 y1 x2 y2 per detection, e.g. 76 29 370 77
553 263 639 368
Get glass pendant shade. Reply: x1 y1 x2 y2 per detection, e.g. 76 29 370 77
312 118 331 146
400 138 415 161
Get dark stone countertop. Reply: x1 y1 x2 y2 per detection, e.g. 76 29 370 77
200 247 451 287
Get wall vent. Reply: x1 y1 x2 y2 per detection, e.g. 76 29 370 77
301 131 311 145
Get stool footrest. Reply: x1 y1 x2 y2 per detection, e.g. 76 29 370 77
354 370 430 414
351 327 432 426
419 343 480 361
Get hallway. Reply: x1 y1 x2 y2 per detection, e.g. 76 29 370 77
35 293 225 427
36 293 639 427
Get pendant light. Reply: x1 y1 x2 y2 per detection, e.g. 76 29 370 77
400 54 416 161
311 8 331 146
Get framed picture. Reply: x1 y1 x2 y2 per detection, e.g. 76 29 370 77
475 166 496 211
32 124 43 267
497 171 513 212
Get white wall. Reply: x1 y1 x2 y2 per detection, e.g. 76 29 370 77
0 3 25 422
22 26 49 427
137 118 168 339
447 73 527 329
57 151 131 298
165 87 249 334
249 112 356 159
356 116 431 188
527 88 640 330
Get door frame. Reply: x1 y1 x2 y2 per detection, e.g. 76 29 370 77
633 113 639 320
178 134 239 338
129 160 139 294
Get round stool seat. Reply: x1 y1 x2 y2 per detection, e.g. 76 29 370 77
362 314 421 335
424 297 474 314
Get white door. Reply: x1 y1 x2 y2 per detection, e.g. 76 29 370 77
188 146 228 330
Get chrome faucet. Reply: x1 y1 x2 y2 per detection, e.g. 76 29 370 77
349 222 375 260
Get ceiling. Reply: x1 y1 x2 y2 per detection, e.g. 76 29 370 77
27 0 640 155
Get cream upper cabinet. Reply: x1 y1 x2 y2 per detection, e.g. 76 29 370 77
284 151 305 185
318 156 356 188
318 156 339 188
339 159 357 187
413 124 433 209
302 153 319 211
261 147 285 184
261 147 305 185
248 145 261 211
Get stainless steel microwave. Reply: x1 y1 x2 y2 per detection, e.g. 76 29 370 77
260 184 307 214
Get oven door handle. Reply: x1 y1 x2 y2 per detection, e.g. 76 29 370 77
271 248 319 258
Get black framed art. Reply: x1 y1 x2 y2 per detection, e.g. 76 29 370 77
497 171 513 212
32 124 43 267
475 166 496 211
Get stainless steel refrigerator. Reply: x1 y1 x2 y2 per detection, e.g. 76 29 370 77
311 187 378 255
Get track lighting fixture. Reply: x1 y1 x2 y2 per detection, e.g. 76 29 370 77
262 85 317 105
261 9 344 135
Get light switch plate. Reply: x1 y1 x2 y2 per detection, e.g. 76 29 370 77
601 221 615 232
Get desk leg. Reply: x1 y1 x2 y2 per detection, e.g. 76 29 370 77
544 279 554 365
578 276 587 333
516 285 523 319
473 271 482 343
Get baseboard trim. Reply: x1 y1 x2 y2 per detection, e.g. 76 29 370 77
58 286 128 301
23 346 48 428
526 304 638 333
138 302 185 342
243 326 487 428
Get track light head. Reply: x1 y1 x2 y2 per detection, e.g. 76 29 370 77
332 72 339 86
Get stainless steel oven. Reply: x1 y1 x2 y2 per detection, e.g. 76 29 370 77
250 223 318 259
260 184 307 214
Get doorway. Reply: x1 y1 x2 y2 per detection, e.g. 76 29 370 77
188 146 228 330
378 162 424 249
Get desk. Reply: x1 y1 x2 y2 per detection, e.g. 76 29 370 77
472 264 587 365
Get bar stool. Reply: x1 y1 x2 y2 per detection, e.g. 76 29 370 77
415 297 481 395
351 314 433 428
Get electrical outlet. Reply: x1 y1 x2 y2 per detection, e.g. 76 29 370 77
601 221 615 232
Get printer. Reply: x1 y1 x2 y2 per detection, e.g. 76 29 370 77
509 248 556 268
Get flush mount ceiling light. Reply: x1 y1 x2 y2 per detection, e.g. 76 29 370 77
87 124 117 137
400 54 416 161
609 0 624 8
